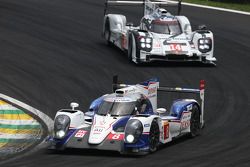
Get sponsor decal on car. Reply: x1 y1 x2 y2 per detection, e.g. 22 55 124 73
181 121 190 129
75 130 87 138
163 122 169 140
93 126 105 134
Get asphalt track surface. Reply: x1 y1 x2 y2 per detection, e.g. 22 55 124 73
0 0 250 166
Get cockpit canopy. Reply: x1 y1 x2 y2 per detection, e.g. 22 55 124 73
149 19 182 35
96 93 154 116
97 97 137 116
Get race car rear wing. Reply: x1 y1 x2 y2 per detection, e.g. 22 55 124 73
104 0 182 16
158 80 205 127
112 75 205 127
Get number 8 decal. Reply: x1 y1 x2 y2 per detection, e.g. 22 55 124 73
112 134 121 140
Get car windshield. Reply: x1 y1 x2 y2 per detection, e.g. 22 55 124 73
97 100 136 116
150 20 181 35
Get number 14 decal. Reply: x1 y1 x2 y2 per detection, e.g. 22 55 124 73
170 44 182 51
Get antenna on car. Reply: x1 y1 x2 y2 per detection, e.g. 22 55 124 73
178 0 182 15
112 75 119 92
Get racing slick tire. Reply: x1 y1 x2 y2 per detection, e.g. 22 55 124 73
128 34 141 64
104 18 111 46
190 105 201 137
149 119 160 153
127 34 133 62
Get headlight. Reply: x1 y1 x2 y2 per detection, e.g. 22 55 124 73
139 36 152 51
54 115 70 139
141 43 146 48
126 134 135 143
204 44 209 49
198 38 212 53
146 44 151 48
56 130 66 138
146 38 151 43
125 119 143 143
140 38 145 43
199 45 204 50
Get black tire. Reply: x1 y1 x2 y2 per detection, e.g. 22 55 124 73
127 34 141 64
104 18 111 46
127 34 133 62
190 105 201 137
149 119 160 153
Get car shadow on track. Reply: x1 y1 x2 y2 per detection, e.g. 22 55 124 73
99 42 216 68
45 135 195 158
46 148 136 158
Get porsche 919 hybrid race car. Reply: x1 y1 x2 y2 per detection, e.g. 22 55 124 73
48 76 206 154
103 0 216 65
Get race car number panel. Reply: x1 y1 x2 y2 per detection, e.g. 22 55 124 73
169 44 183 51
107 133 124 140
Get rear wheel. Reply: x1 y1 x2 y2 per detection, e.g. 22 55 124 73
149 119 160 153
190 105 201 137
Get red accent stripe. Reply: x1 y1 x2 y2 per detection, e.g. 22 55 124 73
143 132 150 135
163 124 169 140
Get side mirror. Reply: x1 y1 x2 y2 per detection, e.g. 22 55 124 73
70 102 79 110
198 25 207 30
156 108 167 114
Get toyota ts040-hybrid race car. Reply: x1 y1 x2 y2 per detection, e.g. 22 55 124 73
103 0 216 65
48 76 206 154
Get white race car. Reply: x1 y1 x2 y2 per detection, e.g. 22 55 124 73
48 76 206 154
103 0 216 65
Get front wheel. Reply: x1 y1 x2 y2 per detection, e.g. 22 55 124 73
149 119 160 153
190 105 201 137
104 18 111 46
127 34 141 64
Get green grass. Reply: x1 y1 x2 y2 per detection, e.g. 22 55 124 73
183 0 250 12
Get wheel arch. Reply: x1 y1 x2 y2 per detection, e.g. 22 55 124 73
170 100 201 119
103 14 127 33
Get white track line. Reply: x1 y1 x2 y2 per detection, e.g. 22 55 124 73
0 93 53 133
0 133 42 140
169 0 250 16
0 104 20 110
0 119 40 125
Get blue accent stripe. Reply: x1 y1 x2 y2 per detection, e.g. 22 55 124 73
139 78 159 86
